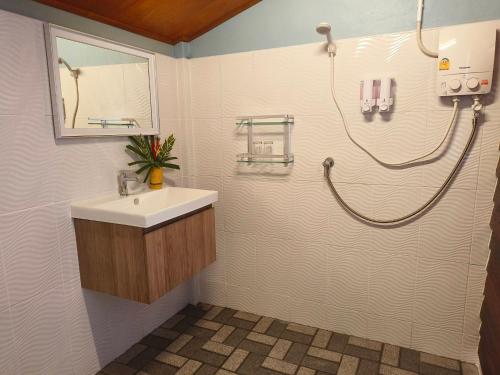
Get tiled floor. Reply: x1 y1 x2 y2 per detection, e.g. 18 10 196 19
98 304 479 375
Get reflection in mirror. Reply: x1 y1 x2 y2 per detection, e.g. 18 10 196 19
45 24 159 138
57 38 152 130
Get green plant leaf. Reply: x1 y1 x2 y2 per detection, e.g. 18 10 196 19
128 135 143 148
126 144 149 160
128 160 150 166
142 167 152 183
161 162 180 170
135 164 152 175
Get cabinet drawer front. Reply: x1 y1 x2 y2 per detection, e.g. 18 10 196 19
144 207 216 302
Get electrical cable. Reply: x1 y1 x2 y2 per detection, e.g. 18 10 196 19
416 0 438 58
329 56 459 167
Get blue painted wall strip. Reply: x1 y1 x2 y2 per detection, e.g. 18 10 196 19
0 0 173 56
190 0 500 58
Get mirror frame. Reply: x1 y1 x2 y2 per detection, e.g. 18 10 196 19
44 24 160 138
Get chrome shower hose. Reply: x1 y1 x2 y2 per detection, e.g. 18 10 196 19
323 112 479 225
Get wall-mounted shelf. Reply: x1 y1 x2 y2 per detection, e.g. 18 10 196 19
236 114 294 165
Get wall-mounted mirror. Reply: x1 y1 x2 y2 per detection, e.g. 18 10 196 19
44 24 160 138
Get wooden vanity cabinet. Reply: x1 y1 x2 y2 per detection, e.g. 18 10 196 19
74 206 215 304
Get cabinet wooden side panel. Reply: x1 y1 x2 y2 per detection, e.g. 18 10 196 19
111 224 149 303
144 219 188 301
186 207 216 274
74 219 116 295
74 219 149 303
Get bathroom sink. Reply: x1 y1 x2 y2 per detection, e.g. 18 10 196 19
71 187 218 228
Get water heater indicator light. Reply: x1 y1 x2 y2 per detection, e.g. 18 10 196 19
449 79 461 91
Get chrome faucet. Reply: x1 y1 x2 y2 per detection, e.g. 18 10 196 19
118 170 139 196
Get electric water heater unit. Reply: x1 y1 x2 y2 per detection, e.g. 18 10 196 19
437 23 496 96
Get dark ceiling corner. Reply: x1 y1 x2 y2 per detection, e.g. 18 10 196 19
33 0 261 44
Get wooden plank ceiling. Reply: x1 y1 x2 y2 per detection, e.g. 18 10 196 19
34 0 260 44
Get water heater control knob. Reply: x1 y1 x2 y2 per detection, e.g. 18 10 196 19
449 79 462 91
466 78 480 90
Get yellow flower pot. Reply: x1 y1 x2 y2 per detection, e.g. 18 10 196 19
149 167 164 190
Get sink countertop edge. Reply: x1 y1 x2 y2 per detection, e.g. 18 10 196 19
70 189 218 228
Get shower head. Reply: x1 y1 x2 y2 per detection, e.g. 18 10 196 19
316 22 331 35
316 22 336 55
58 57 80 78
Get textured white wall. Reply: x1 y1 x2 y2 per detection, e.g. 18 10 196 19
187 21 500 362
0 6 498 372
0 9 192 375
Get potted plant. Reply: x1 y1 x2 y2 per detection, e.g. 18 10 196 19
126 134 180 189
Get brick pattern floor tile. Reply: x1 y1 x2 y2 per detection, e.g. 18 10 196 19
99 304 479 375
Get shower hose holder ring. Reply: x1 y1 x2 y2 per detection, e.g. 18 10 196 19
323 157 334 177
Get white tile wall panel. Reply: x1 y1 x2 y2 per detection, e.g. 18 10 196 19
414 258 468 332
411 323 463 359
200 281 227 308
289 299 327 330
326 247 369 312
485 29 500 111
226 284 258 314
55 202 81 285
0 205 62 305
189 56 222 119
254 180 331 244
193 176 225 229
255 235 291 296
0 308 15 375
476 113 500 193
461 334 480 364
368 252 416 321
0 11 51 116
191 118 224 177
157 53 180 120
254 292 291 322
471 189 495 266
225 232 256 288
328 183 372 249
366 313 412 348
0 252 10 312
368 185 421 255
176 58 193 121
288 241 328 303
0 115 56 214
323 304 367 338
418 188 475 263
360 112 427 187
291 114 342 182
223 177 258 233
220 52 260 118
421 112 481 190
64 281 110 375
11 287 71 374
463 265 487 337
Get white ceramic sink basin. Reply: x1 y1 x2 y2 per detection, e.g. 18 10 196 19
71 187 218 228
